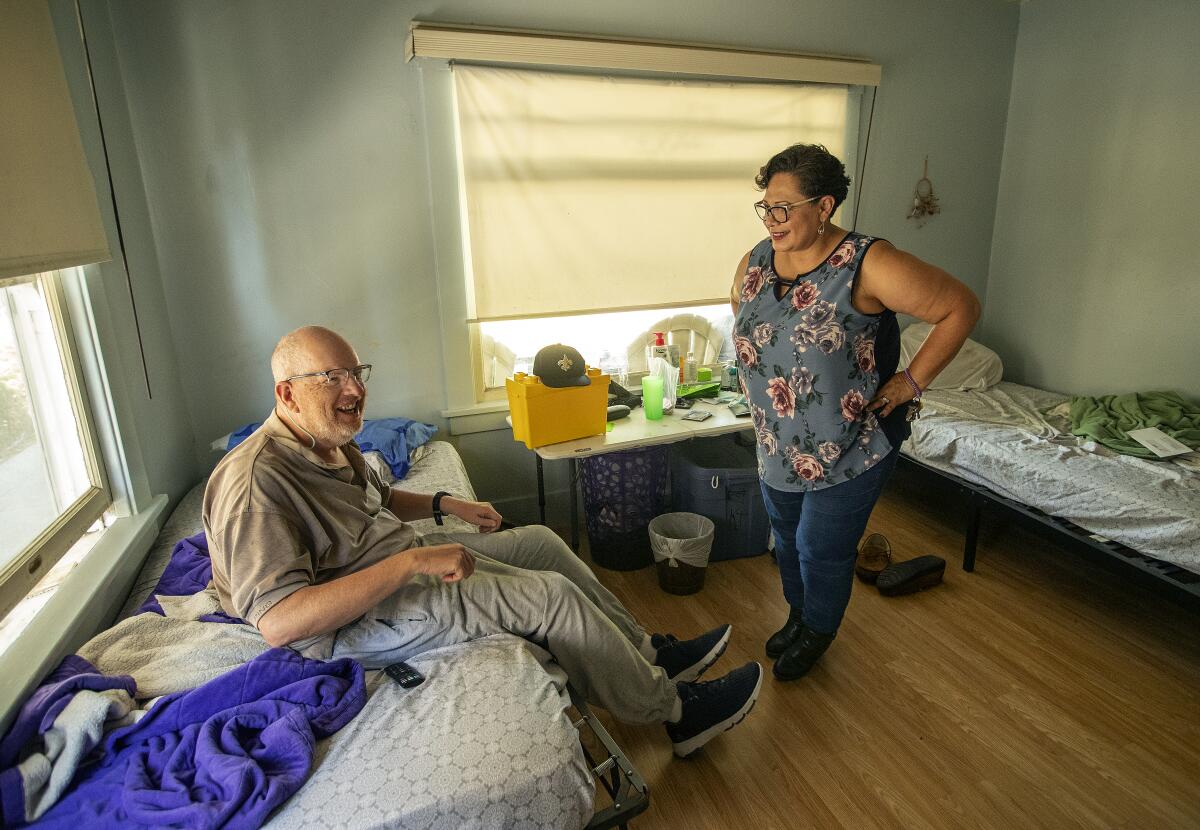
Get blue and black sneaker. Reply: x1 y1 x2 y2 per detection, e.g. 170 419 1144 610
653 624 732 682
666 661 763 758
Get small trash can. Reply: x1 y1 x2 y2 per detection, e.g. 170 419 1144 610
648 512 714 596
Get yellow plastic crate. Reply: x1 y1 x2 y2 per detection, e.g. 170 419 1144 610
507 368 610 449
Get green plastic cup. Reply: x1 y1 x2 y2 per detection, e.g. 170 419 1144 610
642 375 664 420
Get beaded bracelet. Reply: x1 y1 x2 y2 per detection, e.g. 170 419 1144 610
901 368 923 400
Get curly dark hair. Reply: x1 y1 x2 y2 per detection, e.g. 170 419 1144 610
755 144 851 211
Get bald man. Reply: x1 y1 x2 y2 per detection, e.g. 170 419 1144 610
202 326 761 758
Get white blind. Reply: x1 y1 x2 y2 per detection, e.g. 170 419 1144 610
0 0 110 281
453 65 851 321
411 23 881 87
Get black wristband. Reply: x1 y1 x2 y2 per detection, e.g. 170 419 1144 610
432 491 451 526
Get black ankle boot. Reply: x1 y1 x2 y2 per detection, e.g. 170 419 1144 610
773 626 835 681
765 606 805 659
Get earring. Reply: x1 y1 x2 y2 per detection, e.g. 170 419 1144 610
817 221 825 236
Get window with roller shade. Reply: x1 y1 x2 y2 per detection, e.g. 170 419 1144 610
450 64 859 392
0 0 113 621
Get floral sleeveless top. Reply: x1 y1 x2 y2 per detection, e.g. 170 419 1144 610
734 232 896 492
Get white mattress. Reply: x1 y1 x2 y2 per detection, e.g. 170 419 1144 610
902 382 1200 575
119 440 594 829
265 635 592 830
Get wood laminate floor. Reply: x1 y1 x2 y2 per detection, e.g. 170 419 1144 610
575 476 1200 829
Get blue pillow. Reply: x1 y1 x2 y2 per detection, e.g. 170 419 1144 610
226 417 437 479
355 418 438 479
226 422 262 450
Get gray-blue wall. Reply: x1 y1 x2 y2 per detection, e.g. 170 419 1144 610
50 0 199 508
982 0 1200 399
99 0 1019 512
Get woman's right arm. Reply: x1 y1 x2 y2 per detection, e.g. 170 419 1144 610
730 250 751 315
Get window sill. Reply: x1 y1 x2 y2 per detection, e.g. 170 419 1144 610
0 495 166 733
441 400 511 436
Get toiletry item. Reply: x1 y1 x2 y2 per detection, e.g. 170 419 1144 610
724 362 738 392
684 351 697 384
642 375 664 420
697 367 712 382
647 331 670 368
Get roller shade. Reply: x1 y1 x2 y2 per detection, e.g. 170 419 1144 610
453 65 851 322
0 0 110 281
410 22 882 87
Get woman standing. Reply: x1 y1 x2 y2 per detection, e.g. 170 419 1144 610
731 144 979 681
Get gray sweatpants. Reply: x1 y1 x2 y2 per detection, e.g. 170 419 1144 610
329 525 679 724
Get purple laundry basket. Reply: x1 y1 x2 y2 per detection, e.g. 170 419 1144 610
581 446 669 570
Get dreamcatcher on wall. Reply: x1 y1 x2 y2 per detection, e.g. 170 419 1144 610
907 156 941 227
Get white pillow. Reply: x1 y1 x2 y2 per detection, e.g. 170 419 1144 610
900 323 1003 390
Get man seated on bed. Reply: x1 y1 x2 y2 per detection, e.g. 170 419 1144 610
203 325 761 759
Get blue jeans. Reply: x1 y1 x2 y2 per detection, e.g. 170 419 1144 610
760 449 899 636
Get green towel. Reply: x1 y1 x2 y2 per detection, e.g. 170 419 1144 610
1069 391 1200 458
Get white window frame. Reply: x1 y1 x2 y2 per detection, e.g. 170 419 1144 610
0 269 111 620
411 24 879 417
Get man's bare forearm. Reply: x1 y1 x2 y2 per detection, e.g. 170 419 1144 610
255 542 475 648
387 488 441 521
257 553 416 647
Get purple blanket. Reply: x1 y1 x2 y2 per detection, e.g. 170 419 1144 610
137 533 241 624
0 536 367 827
31 649 365 829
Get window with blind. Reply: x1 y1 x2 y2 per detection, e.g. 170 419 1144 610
0 0 113 621
449 63 861 393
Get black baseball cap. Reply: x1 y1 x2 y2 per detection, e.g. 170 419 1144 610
532 344 591 388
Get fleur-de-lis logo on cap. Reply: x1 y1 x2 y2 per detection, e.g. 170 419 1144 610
557 354 573 372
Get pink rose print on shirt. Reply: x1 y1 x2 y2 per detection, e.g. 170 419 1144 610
758 429 779 457
829 240 856 269
734 335 758 368
752 322 775 348
853 335 875 373
787 447 825 481
791 366 814 398
859 411 878 445
815 323 846 356
766 376 796 419
740 266 766 302
790 280 820 311
840 389 866 422
802 300 837 329
818 441 842 464
751 404 778 455
791 300 840 353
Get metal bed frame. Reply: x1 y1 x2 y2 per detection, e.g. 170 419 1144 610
896 454 1200 611
569 695 650 830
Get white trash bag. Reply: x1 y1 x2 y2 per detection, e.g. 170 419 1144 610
648 512 714 569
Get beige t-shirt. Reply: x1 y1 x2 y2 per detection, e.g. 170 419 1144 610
202 411 418 639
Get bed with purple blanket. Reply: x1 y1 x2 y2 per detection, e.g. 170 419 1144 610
4 442 597 829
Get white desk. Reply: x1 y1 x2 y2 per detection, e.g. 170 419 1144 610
513 399 753 549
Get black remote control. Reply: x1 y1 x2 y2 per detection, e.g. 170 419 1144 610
384 661 425 688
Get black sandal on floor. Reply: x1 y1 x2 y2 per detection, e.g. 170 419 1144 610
876 555 946 596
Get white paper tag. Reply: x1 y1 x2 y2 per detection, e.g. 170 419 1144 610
1127 427 1192 458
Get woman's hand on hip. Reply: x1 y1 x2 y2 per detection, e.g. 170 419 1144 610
868 373 915 418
